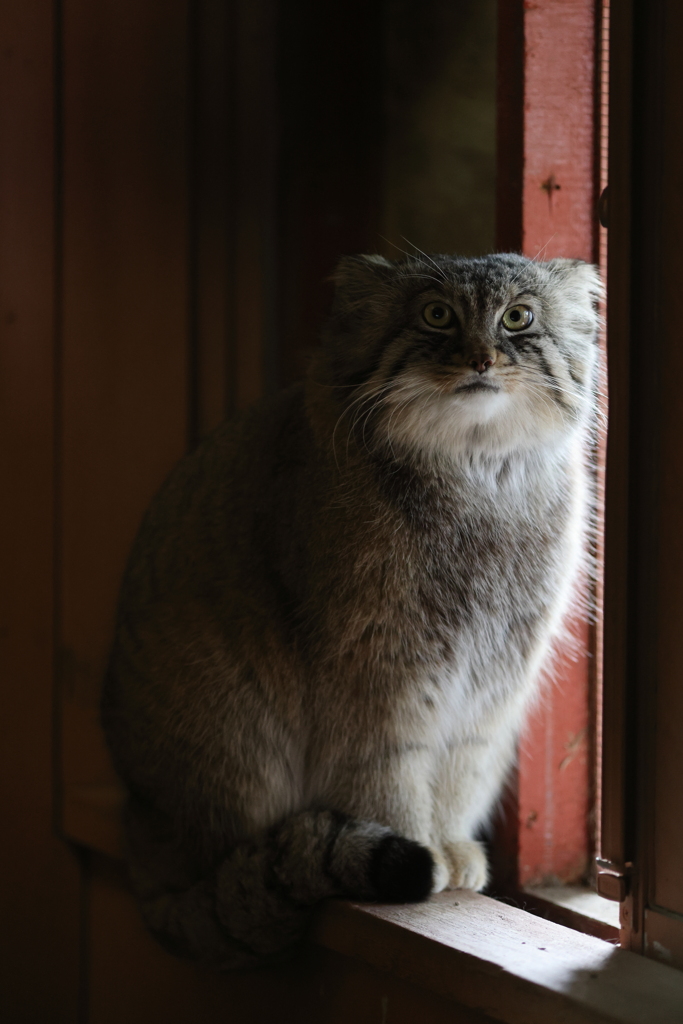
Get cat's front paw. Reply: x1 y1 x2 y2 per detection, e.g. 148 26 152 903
441 839 488 891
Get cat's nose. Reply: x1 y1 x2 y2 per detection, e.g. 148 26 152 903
469 353 495 374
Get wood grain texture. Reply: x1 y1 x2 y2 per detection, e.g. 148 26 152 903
521 0 597 262
517 618 592 885
314 892 683 1024
520 886 619 943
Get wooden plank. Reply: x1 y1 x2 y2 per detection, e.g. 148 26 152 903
0 0 82 1018
83 860 683 1024
521 886 620 943
59 0 242 850
314 892 683 1024
521 1 598 262
58 0 191 815
603 0 683 959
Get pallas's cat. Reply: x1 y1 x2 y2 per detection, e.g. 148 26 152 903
103 253 600 969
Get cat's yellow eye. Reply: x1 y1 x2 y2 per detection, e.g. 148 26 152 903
422 301 454 328
502 304 533 331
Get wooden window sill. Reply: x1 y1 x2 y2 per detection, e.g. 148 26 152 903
312 892 683 1024
63 783 683 1021
520 884 621 943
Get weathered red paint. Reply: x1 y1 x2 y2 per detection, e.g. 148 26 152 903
518 618 592 884
497 0 599 886
522 0 598 264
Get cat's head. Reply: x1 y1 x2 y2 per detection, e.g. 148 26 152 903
314 253 601 464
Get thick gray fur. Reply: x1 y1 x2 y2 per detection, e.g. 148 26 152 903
102 252 601 969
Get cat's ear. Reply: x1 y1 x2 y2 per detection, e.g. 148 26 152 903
331 255 395 311
545 258 603 307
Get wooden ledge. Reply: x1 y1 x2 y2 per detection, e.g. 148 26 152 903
520 884 620 943
63 786 683 1021
312 891 683 1024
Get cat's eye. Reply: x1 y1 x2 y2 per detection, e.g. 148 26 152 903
422 302 454 328
502 304 534 331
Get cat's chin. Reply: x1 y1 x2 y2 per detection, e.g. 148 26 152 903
377 387 574 464
449 386 510 426
379 389 512 454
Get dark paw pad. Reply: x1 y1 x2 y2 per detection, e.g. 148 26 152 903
369 835 434 902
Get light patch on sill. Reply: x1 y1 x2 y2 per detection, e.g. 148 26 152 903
524 884 620 929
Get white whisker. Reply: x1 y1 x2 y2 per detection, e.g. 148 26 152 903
399 236 449 283
508 235 556 287
379 235 448 286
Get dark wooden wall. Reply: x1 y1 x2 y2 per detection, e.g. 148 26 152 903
602 0 683 965
0 1 84 1018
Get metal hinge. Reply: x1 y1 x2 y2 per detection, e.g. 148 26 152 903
595 857 633 902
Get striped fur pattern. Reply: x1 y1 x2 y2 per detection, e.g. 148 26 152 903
102 253 601 967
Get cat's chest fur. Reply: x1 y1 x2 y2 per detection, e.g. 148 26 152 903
293 442 580 751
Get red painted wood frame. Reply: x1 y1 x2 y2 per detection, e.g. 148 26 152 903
495 0 604 889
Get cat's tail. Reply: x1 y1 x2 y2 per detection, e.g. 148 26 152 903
128 808 434 970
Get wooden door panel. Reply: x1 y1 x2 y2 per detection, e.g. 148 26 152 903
0 0 83 1018
652 0 683 920
604 0 683 963
59 0 191 834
